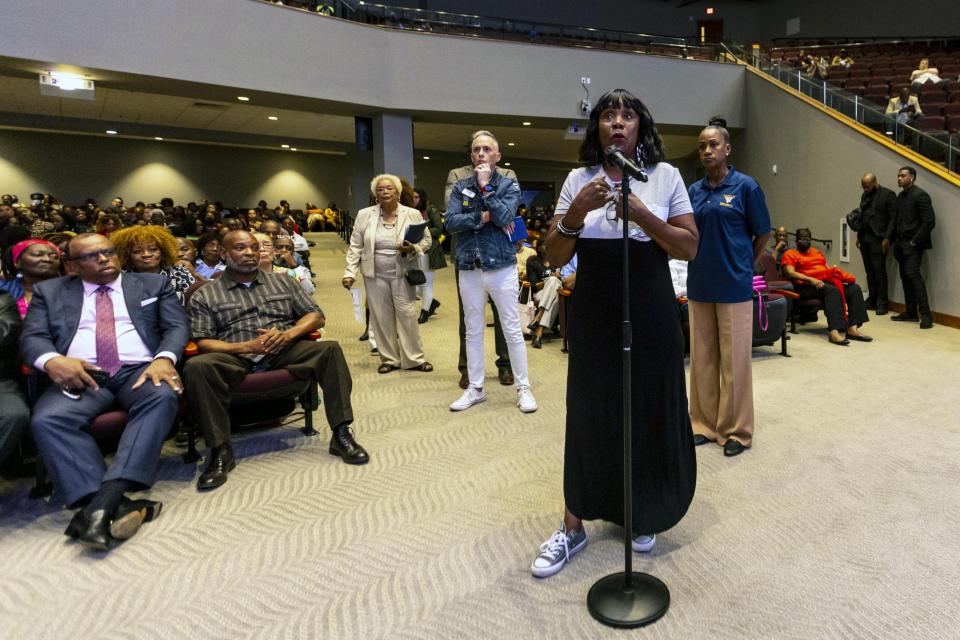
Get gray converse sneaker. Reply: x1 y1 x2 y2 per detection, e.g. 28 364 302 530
517 385 538 413
449 386 487 412
631 533 656 553
531 522 587 578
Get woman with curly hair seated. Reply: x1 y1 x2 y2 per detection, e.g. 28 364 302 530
110 225 199 305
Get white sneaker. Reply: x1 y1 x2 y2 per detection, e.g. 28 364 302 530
450 386 487 412
517 385 538 413
631 533 656 553
531 523 587 578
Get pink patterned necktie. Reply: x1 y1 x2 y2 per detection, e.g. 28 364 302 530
95 285 121 376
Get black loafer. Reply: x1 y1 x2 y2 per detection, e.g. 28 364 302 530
846 333 873 342
723 439 746 457
693 434 712 446
417 310 430 324
919 316 933 329
532 335 542 349
891 313 918 322
429 299 441 316
111 498 163 540
498 368 514 386
65 509 115 551
829 338 850 346
329 425 369 465
197 443 236 491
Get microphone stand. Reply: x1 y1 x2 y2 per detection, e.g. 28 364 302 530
586 170 670 629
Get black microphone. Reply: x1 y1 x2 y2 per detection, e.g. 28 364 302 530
604 146 648 183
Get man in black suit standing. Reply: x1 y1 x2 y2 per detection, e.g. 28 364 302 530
891 166 936 329
857 173 897 315
20 233 189 550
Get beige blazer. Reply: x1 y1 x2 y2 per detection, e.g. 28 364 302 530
343 204 432 280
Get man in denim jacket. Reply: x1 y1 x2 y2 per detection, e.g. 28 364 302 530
446 132 537 413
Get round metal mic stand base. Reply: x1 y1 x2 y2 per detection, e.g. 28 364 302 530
587 572 670 629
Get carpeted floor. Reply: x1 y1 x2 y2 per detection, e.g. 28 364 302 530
1 233 958 640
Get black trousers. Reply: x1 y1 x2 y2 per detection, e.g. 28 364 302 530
184 340 354 448
893 242 930 317
858 236 888 307
796 281 869 332
0 380 29 469
454 267 510 373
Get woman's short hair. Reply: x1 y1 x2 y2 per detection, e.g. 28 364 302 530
369 174 402 198
110 225 179 270
196 231 220 253
579 88 666 168
702 124 731 144
95 213 123 232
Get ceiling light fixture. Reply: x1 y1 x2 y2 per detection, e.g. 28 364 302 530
281 144 290 148
504 162 512 166
291 148 298 152
105 130 117 135
268 115 278 121
237 96 250 102
422 156 430 160
508 142 515 146
522 121 532 126
154 136 163 141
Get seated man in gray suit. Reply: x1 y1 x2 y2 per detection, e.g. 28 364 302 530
20 233 189 551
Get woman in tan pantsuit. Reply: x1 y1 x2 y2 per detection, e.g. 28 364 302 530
342 174 433 374
686 123 771 457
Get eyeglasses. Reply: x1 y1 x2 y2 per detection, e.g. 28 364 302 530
68 247 117 262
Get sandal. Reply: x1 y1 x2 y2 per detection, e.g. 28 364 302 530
409 362 434 372
377 363 399 374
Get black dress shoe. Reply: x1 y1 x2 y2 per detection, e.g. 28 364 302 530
693 434 712 446
65 509 115 551
429 299 441 316
417 310 430 324
920 315 933 329
197 443 236 491
329 425 369 465
891 312 919 322
864 301 877 311
458 372 469 389
875 304 888 315
498 367 514 386
532 335 542 349
358 329 369 341
723 439 746 457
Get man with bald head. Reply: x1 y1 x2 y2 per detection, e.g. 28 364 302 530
184 230 366 491
857 173 897 314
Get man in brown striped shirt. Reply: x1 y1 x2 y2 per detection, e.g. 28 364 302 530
184 231 367 491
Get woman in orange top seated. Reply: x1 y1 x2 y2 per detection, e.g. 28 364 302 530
781 227 871 345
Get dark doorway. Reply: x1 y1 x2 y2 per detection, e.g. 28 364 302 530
697 20 723 44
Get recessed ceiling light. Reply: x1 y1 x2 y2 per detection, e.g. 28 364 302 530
508 142 515 146
237 96 250 101
422 156 430 160
522 121 532 126
291 148 298 152
154 136 163 141
268 115 278 121
281 144 290 148
105 130 117 135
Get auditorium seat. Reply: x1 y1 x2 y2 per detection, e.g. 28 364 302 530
944 104 960 118
946 115 960 133
915 115 947 132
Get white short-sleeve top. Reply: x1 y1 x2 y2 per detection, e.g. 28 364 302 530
555 163 692 242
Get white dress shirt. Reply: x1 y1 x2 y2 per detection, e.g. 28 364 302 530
34 274 177 371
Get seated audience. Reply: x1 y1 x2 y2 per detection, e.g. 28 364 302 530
194 232 226 278
770 226 792 267
111 226 199 305
0 239 63 317
174 237 206 282
20 233 188 550
886 87 923 124
95 214 122 237
781 228 872 345
273 235 315 295
253 232 314 295
0 290 29 469
524 245 575 350
910 58 942 85
830 49 854 69
184 230 368 491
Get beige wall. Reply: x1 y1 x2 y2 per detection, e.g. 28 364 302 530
0 129 349 210
736 72 960 317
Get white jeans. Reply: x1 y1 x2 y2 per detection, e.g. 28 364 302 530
459 265 529 389
534 275 563 328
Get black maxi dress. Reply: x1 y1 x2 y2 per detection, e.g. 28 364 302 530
563 236 696 534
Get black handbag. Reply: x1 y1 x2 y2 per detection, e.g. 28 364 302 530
405 269 426 286
846 208 863 232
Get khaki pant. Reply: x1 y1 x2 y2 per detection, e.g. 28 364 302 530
688 300 754 447
365 275 426 369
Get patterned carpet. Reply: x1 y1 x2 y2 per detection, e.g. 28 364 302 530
1 234 958 639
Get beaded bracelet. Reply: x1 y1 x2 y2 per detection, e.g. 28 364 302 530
556 218 584 238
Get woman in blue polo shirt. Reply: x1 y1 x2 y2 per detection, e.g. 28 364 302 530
687 123 771 457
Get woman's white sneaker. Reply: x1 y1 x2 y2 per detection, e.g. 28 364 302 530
450 386 486 411
531 523 587 578
517 385 538 413
631 533 656 552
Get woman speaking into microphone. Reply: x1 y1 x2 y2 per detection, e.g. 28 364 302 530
532 88 698 578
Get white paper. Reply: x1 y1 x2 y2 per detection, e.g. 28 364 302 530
350 287 364 324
